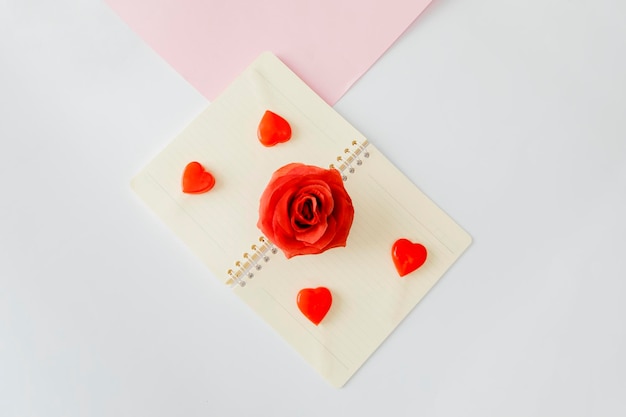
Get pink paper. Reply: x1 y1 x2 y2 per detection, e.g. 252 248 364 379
106 0 432 104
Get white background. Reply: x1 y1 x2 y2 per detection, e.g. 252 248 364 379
1 0 625 416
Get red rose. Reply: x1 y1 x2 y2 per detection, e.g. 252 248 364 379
257 163 354 258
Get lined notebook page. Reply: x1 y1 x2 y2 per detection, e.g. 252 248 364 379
132 52 471 387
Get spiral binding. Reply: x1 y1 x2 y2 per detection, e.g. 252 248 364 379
226 139 370 287
227 236 278 287
329 139 370 181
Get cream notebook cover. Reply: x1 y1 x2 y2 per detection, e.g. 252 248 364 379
131 52 471 387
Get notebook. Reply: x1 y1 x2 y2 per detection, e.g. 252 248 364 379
131 52 471 387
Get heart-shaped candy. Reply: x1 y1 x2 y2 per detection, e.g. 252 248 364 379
182 161 215 194
392 238 427 277
257 110 292 147
297 287 332 326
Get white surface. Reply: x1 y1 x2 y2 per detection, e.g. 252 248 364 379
130 51 472 387
1 0 624 415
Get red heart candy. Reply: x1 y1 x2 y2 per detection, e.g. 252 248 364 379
392 238 427 277
182 161 215 194
297 287 332 326
257 110 292 147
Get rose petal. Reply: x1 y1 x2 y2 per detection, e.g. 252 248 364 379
273 192 296 238
297 183 334 216
295 219 328 244
292 194 320 227
305 215 336 250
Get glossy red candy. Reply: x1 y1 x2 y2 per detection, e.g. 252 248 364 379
297 287 332 325
257 110 292 147
392 238 427 277
182 161 215 194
